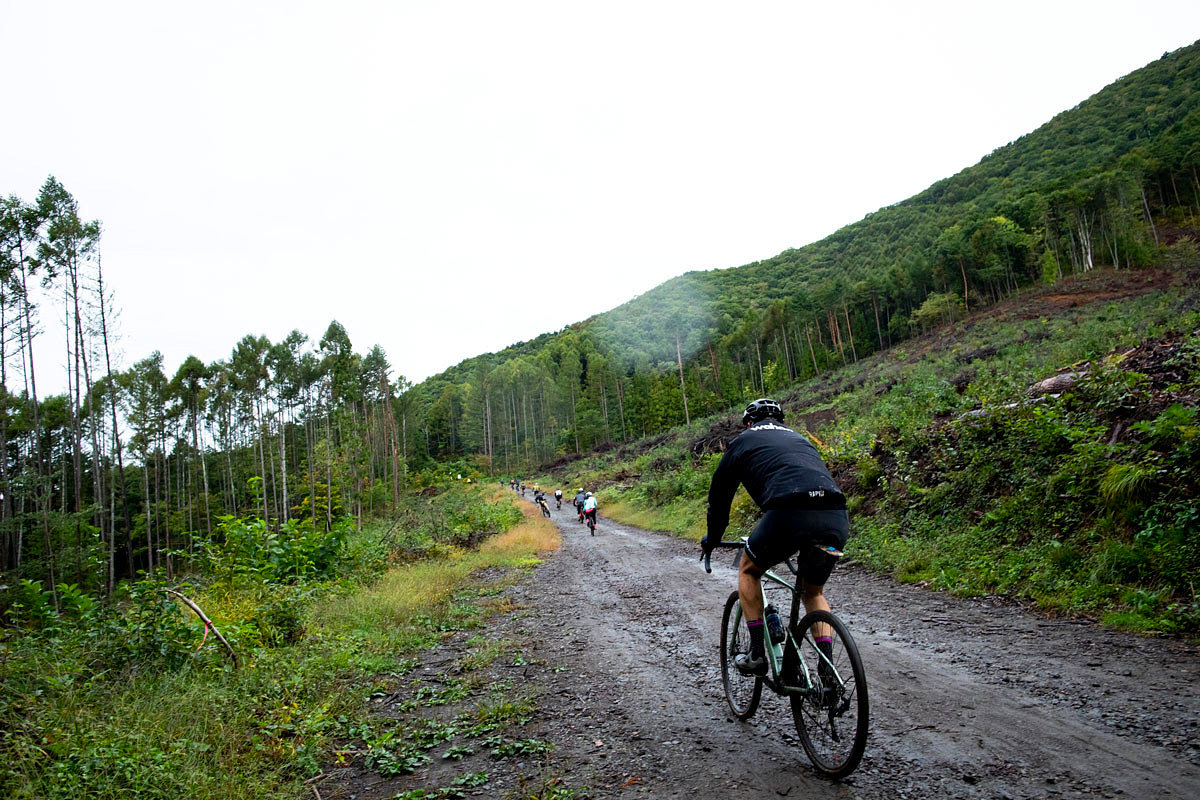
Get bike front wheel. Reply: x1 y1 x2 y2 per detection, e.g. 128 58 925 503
719 591 762 719
789 609 868 779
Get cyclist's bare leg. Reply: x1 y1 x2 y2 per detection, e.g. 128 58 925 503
738 556 765 622
800 580 833 640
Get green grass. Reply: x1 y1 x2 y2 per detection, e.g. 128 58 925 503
1 491 562 800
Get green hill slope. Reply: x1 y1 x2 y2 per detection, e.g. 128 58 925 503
547 265 1200 633
413 41 1200 472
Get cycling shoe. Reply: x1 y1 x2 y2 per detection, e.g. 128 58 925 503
734 651 767 677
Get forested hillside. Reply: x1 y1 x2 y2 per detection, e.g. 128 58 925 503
417 40 1200 470
3 40 1198 613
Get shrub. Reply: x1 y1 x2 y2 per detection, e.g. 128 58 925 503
196 516 352 584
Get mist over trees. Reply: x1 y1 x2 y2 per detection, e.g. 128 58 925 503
416 41 1200 466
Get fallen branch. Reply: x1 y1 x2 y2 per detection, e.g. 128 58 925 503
164 589 239 668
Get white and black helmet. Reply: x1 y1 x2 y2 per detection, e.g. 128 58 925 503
743 398 784 426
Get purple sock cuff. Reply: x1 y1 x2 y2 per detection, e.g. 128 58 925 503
747 619 764 627
815 636 833 644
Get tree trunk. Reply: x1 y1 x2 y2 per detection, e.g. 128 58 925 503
569 381 580 454
1140 183 1159 245
805 322 819 377
753 336 764 396
871 295 884 349
842 301 858 362
600 381 611 443
780 327 794 381
676 332 690 425
615 375 628 441
708 342 721 399
144 457 154 576
324 413 333 530
484 390 494 474
304 414 316 528
278 414 288 522
18 249 56 605
0 281 11 572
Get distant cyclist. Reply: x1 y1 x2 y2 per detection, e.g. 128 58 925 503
535 491 551 517
554 488 563 509
573 488 587 522
700 398 849 677
583 491 598 531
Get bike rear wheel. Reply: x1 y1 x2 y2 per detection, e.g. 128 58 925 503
719 591 762 719
789 609 868 779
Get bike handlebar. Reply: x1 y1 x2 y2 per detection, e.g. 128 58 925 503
700 540 745 574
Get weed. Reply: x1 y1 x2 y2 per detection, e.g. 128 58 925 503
452 770 489 787
1098 463 1156 505
474 693 537 728
442 744 475 760
490 738 553 758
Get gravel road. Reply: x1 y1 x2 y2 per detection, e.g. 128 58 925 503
503 503 1200 799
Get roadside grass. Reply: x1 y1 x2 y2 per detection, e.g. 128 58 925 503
601 497 705 538
313 500 558 639
2 492 562 800
332 504 584 799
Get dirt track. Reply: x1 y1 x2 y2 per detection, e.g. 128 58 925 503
344 500 1200 799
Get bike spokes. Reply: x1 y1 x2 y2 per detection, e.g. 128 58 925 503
720 592 762 719
790 610 868 779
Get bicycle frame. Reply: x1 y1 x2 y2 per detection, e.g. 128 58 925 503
706 538 869 778
708 542 841 700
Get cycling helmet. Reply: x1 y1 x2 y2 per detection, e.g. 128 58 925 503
586 492 593 498
743 398 784 426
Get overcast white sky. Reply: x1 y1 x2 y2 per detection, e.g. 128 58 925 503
3 1 1199 390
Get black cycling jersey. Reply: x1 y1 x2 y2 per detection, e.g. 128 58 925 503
706 419 845 542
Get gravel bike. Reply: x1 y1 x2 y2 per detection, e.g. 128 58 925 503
703 539 868 778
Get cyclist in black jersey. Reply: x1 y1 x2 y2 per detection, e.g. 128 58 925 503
573 488 587 522
701 398 849 677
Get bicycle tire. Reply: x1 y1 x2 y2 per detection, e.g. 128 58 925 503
719 591 762 719
587 516 595 535
789 609 868 779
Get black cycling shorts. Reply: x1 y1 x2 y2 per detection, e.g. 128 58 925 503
743 507 850 587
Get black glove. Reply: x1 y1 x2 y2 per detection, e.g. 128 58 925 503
700 534 715 556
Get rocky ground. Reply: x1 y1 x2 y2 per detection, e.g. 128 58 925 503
331 499 1200 799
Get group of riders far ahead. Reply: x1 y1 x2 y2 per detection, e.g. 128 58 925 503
507 479 599 534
